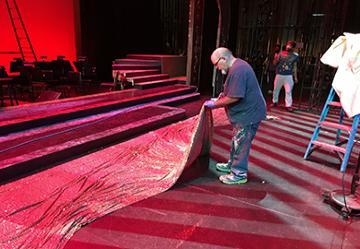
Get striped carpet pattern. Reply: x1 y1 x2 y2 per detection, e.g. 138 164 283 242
65 107 360 249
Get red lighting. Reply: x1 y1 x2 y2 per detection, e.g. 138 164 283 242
0 0 77 72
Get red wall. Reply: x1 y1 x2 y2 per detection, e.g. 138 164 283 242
0 0 77 72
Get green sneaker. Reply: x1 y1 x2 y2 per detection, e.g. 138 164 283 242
219 173 247 185
216 162 231 173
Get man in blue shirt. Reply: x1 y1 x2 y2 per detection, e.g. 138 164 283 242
204 47 266 184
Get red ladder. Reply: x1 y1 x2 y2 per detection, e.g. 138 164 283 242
5 0 37 62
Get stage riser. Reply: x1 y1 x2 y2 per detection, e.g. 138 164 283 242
0 106 186 183
112 64 161 70
0 85 196 135
113 54 186 86
113 69 161 77
120 54 186 77
130 74 169 83
126 54 164 60
159 93 200 106
135 79 178 90
113 59 161 66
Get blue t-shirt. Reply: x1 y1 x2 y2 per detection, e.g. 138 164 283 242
276 51 299 75
223 59 266 126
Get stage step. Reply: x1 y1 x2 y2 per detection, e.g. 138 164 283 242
128 74 169 84
126 54 168 60
134 78 179 90
112 69 161 78
0 105 186 183
156 92 200 106
173 76 187 84
112 64 161 70
0 84 197 135
113 58 161 66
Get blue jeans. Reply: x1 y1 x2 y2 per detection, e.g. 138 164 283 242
228 122 260 176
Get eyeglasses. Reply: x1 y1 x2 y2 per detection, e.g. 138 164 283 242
214 57 225 66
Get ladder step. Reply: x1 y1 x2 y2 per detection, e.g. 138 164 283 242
320 121 352 132
328 101 341 107
312 141 346 154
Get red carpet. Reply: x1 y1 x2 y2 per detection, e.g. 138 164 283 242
0 107 212 249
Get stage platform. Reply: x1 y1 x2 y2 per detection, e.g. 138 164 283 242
0 105 186 182
0 84 200 183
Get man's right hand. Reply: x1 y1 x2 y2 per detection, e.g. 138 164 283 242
204 100 216 108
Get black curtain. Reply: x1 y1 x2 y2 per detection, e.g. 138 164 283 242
79 0 162 80
198 0 218 95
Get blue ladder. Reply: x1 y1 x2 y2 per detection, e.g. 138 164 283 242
304 87 360 172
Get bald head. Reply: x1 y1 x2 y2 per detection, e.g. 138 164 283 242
211 47 236 73
211 47 233 63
